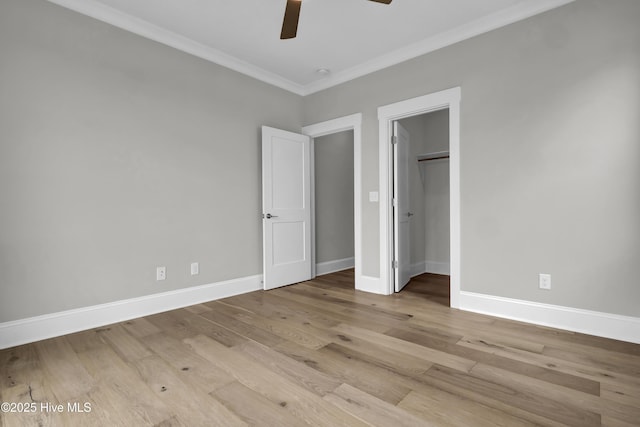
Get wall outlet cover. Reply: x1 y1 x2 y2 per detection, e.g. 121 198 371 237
539 273 551 290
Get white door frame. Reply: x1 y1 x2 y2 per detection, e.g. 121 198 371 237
301 113 364 290
378 87 461 308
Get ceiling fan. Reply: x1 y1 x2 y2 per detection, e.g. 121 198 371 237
281 0 392 39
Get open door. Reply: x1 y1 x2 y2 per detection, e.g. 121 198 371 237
262 126 312 290
393 121 411 292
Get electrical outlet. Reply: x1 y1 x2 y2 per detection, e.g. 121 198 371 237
539 273 551 290
156 266 166 281
190 262 199 276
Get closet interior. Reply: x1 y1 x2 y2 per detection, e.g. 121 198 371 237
398 108 451 284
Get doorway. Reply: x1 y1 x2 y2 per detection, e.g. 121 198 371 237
394 110 451 299
261 115 363 291
378 87 461 307
312 130 354 276
302 114 367 290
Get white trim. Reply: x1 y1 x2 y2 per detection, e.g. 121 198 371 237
355 275 387 295
46 0 305 95
460 292 640 344
423 261 451 276
310 138 317 279
425 261 450 276
302 114 362 138
316 257 355 276
0 275 262 350
303 0 574 95
302 114 363 290
378 88 461 307
410 261 450 278
47 0 574 96
410 261 427 278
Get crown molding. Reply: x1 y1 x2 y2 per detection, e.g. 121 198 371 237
48 0 574 97
46 0 307 95
302 0 575 95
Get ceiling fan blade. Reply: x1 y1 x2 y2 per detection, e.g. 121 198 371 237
281 0 302 39
369 0 392 4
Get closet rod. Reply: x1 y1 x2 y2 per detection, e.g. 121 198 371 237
418 155 449 162
417 151 450 162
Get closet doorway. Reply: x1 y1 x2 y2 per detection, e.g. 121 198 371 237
378 88 461 307
394 110 451 297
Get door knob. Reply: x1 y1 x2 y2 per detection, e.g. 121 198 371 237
265 213 278 219
407 212 414 217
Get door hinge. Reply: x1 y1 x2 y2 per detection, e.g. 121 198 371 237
391 135 398 145
392 260 398 269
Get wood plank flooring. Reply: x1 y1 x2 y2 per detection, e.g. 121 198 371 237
1 270 639 426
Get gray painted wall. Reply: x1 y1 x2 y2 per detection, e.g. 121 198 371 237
2 0 639 322
314 131 355 264
0 0 302 322
304 0 640 316
422 110 450 267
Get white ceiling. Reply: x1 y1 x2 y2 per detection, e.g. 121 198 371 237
48 0 573 95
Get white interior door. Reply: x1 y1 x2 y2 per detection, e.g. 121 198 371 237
262 126 312 290
394 121 411 292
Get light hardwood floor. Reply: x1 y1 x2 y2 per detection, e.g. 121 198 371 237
1 270 639 426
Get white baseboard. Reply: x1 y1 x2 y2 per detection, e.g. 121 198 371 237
0 275 263 350
410 260 450 277
316 257 355 276
425 261 450 275
410 261 427 278
459 291 640 344
355 275 387 295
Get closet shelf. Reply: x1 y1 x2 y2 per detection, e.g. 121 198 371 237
417 151 450 162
